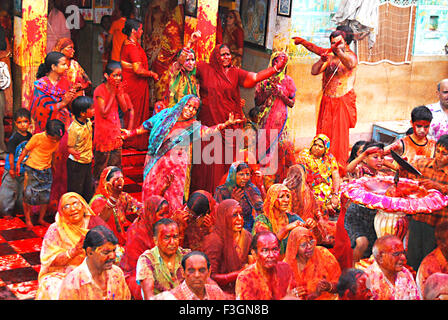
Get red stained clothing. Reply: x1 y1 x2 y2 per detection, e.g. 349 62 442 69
317 89 357 166
416 247 448 294
93 83 123 152
235 262 295 300
190 48 249 194
121 40 151 150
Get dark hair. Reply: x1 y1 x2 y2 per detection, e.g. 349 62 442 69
71 96 93 118
187 191 210 217
436 134 448 150
250 231 280 253
83 225 118 250
361 140 384 153
337 268 366 297
122 18 142 37
100 14 111 27
347 140 367 163
153 218 178 238
411 105 433 123
181 251 211 270
406 127 414 136
13 108 31 121
336 25 354 45
36 51 65 79
45 119 65 138
236 162 250 172
119 0 134 18
103 60 122 83
329 30 347 42
105 166 122 181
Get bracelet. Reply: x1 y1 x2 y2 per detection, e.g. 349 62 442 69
106 196 118 208
66 250 72 260
273 65 280 73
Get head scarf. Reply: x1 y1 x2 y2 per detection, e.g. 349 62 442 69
207 199 249 273
144 94 202 179
53 37 74 53
209 44 232 84
224 161 251 192
143 195 169 227
298 134 336 185
56 192 95 245
226 10 243 29
283 226 316 278
39 192 94 281
187 190 216 218
283 164 318 218
94 166 121 198
169 48 198 99
146 94 199 156
263 184 292 234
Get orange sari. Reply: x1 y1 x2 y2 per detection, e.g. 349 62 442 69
284 227 341 300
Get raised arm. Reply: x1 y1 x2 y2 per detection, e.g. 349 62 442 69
242 53 288 88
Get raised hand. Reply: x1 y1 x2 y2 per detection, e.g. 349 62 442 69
292 36 305 45
273 52 288 71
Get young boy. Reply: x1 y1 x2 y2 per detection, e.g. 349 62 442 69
406 134 448 271
0 108 32 219
385 105 436 165
16 119 65 229
67 96 94 202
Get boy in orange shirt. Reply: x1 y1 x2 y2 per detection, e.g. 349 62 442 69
385 105 436 165
16 119 65 229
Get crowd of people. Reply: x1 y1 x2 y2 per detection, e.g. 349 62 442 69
0 1 448 301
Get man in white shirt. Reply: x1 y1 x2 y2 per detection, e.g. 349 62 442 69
428 79 448 141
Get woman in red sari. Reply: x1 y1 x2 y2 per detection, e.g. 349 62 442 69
172 190 215 251
29 52 76 212
121 18 159 150
119 195 170 300
203 199 252 298
222 10 244 68
190 44 288 194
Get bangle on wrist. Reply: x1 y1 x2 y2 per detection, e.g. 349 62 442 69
66 250 72 259
106 196 117 208
273 65 280 73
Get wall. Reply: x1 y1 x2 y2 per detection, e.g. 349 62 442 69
240 0 448 151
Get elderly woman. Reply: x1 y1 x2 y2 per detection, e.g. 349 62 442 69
284 226 341 300
89 166 143 247
36 192 108 300
253 184 317 255
296 134 341 215
53 37 91 96
122 94 244 212
172 190 215 251
203 199 252 297
214 161 264 233
283 164 335 246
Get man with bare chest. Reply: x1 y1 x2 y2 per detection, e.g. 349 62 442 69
310 30 358 166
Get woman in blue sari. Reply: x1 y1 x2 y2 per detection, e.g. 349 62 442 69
122 94 243 212
214 161 263 233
